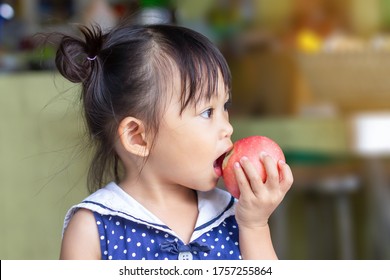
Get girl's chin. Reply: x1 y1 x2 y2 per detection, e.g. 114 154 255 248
194 182 218 193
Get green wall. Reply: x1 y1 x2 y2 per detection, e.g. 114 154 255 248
0 72 89 259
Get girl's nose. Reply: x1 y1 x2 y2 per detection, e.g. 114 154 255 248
223 119 234 139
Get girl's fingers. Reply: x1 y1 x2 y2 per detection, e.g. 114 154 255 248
277 160 294 192
260 153 280 186
233 160 253 197
234 154 294 198
238 156 263 196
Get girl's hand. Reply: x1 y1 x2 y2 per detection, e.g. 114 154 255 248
234 152 293 230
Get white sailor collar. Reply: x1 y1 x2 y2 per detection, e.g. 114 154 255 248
63 182 237 242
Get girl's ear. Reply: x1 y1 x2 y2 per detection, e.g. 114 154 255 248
118 117 149 157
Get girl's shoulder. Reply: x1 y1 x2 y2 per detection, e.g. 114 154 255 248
60 208 101 259
62 182 117 232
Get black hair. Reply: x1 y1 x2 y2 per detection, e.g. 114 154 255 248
52 21 232 193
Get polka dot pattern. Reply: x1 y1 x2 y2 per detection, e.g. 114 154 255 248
93 213 241 260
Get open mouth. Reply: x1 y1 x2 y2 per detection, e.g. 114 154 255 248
213 153 227 177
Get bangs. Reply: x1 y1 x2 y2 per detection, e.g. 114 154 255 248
177 47 232 113
149 25 232 113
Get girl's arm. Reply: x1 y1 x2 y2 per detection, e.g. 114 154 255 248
234 153 293 259
60 208 101 260
239 224 276 259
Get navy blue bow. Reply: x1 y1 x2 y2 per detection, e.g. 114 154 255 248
160 240 210 254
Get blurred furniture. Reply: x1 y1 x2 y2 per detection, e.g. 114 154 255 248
350 113 390 259
227 49 298 116
295 52 390 114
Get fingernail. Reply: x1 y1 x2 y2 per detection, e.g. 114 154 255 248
278 159 286 165
260 152 268 158
234 162 241 169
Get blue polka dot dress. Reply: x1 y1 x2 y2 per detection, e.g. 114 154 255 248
63 182 242 260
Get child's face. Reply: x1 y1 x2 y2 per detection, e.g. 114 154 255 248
148 71 233 192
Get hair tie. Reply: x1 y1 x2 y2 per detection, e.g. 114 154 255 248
87 55 97 61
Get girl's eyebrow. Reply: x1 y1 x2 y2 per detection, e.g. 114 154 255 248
201 93 230 107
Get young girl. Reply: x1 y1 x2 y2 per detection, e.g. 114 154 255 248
54 21 293 260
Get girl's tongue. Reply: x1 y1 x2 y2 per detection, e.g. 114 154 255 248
213 153 226 177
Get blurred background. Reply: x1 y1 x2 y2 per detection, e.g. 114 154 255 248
2 0 390 260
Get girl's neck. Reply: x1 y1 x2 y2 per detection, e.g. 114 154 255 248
119 175 197 206
118 175 199 243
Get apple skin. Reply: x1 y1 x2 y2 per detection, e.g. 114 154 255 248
222 135 285 199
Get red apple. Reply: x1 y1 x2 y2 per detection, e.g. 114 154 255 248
222 135 285 199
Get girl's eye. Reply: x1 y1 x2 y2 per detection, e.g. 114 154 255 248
224 100 232 111
200 108 213 119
